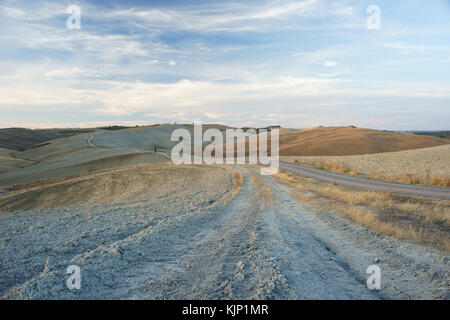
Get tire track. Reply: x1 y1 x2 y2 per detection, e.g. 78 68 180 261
132 167 289 299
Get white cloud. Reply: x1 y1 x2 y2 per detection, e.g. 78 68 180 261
323 61 338 67
101 0 357 33
44 67 88 78
385 42 450 54
0 120 155 129
0 76 340 114
204 112 226 119
0 5 26 18
1 76 449 121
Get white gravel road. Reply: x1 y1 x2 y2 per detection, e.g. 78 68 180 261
0 165 448 299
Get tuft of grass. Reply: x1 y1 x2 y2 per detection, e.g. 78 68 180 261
392 169 450 187
314 159 359 176
231 172 244 199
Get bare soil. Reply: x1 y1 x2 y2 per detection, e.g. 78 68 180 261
0 164 448 299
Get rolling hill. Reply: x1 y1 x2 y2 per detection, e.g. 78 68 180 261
0 124 231 186
0 128 95 150
1 124 449 187
279 126 450 156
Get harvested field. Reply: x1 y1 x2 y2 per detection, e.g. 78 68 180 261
282 145 450 187
279 126 449 156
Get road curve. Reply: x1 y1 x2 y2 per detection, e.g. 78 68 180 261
279 161 450 200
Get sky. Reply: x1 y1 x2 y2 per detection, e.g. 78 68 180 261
0 0 449 130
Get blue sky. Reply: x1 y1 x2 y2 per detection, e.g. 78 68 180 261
0 0 449 129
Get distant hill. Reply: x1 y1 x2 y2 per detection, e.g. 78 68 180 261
2 125 448 158
409 131 450 140
279 126 450 156
0 128 95 150
0 124 234 186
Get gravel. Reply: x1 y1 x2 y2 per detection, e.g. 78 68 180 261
0 164 448 299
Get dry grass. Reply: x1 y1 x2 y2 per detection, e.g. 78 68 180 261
249 170 275 210
275 169 450 251
392 170 450 188
0 163 232 212
308 159 360 176
293 158 450 188
231 172 244 198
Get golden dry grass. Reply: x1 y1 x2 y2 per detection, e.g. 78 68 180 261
249 170 275 210
292 158 450 188
231 172 244 198
275 169 450 251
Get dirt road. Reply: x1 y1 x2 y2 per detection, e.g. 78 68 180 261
1 164 447 299
280 161 450 200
